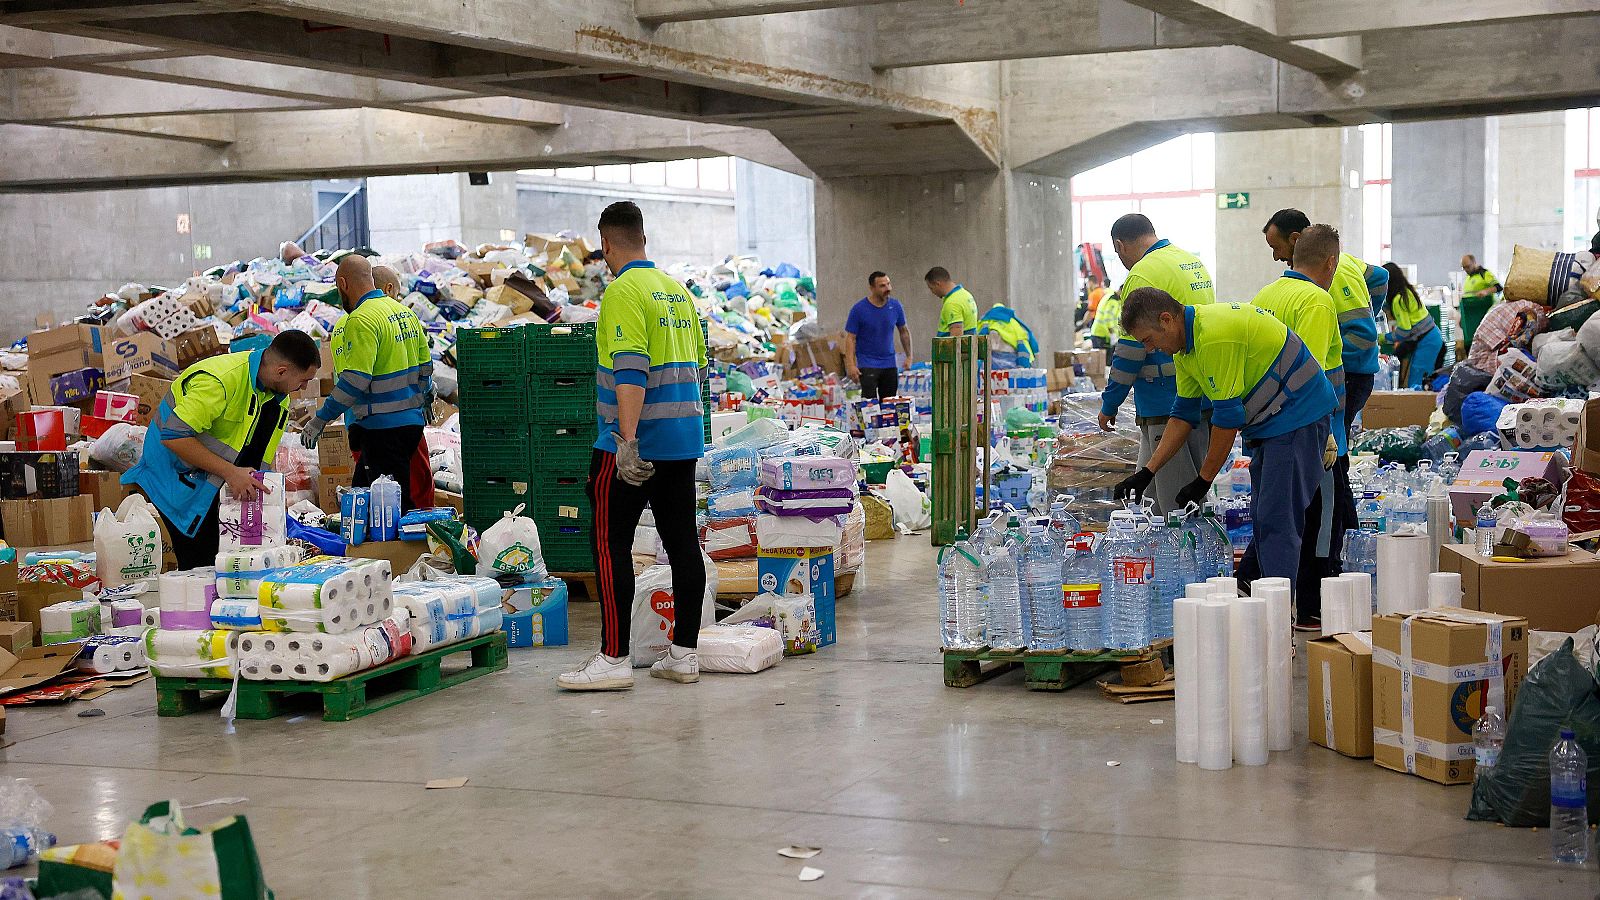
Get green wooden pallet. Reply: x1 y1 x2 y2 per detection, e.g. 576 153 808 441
942 640 1172 692
155 632 508 722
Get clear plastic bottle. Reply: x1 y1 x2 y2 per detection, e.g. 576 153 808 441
1437 451 1461 485
938 527 986 649
1550 728 1590 864
1023 525 1067 650
1152 513 1196 642
0 778 55 870
1472 705 1506 777
1199 502 1231 579
983 528 1024 651
1047 500 1081 556
1476 500 1499 557
0 826 54 870
1062 530 1103 651
1101 512 1153 650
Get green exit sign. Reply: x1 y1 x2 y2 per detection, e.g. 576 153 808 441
1218 192 1250 210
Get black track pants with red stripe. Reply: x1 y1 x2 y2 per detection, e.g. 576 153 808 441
588 449 705 658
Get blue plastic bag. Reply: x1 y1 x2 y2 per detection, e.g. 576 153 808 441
1460 391 1509 439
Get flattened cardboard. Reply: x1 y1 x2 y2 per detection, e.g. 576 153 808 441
0 642 81 696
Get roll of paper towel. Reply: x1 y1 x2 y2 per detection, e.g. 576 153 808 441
1253 579 1294 753
1320 576 1352 637
1339 572 1373 632
1228 596 1269 766
1207 577 1238 597
1196 599 1232 771
1427 571 1462 608
1174 597 1203 764
1184 583 1213 600
1376 533 1431 616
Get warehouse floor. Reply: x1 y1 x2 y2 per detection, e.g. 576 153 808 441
3 538 1587 898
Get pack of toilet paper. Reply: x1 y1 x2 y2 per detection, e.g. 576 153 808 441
40 599 100 645
144 627 236 678
255 556 393 634
237 615 413 682
392 575 503 652
158 569 217 630
219 471 287 550
214 545 304 599
74 634 147 674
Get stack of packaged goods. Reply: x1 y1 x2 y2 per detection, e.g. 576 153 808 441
753 455 861 649
390 575 504 654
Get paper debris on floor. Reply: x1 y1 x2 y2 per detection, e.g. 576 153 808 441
778 846 821 859
424 777 469 789
798 867 824 882
1097 673 1176 704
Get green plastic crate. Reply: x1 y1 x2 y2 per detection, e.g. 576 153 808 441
455 326 528 377
462 476 532 532
541 523 594 572
530 420 597 469
527 322 598 374
531 474 589 523
458 374 532 422
530 372 596 423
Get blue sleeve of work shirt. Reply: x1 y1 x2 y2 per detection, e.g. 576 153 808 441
1366 264 1389 316
1099 339 1144 418
613 352 649 388
1170 395 1205 427
1209 397 1247 431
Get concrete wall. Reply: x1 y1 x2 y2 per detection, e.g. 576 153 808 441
1392 118 1499 286
735 159 816 274
366 170 521 254
517 177 737 266
1213 127 1363 301
1496 111 1566 270
1005 171 1073 360
0 180 313 342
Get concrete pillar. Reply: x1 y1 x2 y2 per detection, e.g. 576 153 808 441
1213 127 1363 301
735 159 816 274
1496 111 1566 270
1391 119 1498 286
366 170 519 255
814 168 1072 360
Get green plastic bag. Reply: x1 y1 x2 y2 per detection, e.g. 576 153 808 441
113 800 274 899
1003 406 1043 431
1350 425 1426 465
426 517 479 574
726 369 754 397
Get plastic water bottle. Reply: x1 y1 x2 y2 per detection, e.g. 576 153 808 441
1101 512 1153 650
1023 525 1066 650
938 527 985 649
1550 728 1590 864
1476 501 1498 556
0 826 54 869
1152 513 1194 641
1047 500 1081 555
1472 706 1506 778
1062 530 1102 651
983 531 1024 651
1199 503 1231 579
1437 451 1461 485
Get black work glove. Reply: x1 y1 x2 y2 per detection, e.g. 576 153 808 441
1115 467 1155 501
1174 476 1212 509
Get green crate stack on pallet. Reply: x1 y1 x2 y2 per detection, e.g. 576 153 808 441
527 322 599 572
456 326 534 533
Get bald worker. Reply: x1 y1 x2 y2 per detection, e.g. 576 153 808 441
300 255 433 510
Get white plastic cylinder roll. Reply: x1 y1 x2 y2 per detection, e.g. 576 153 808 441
1228 596 1269 766
1376 533 1431 615
1185 582 1213 600
1426 494 1452 569
1173 597 1203 764
1196 599 1233 771
1320 576 1351 636
1253 576 1291 592
1252 579 1294 752
1427 571 1462 609
1207 576 1238 597
1339 572 1373 632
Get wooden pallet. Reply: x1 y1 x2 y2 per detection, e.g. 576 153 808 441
551 571 599 602
942 640 1173 692
155 633 508 722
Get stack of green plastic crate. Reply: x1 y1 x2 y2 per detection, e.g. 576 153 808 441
456 326 534 533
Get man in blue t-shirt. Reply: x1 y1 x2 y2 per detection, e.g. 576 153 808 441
843 271 912 400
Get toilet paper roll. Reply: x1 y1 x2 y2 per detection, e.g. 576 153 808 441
1196 600 1233 771
1339 572 1373 632
1229 596 1269 766
1376 533 1430 616
1174 597 1203 764
1207 576 1238 597
142 607 162 629
1253 581 1294 752
210 599 262 630
143 628 236 678
108 598 144 628
1427 571 1462 608
1184 583 1213 600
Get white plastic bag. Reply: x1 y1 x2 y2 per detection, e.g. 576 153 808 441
697 624 783 673
476 503 546 577
883 469 932 532
94 494 163 588
630 550 717 667
90 422 146 472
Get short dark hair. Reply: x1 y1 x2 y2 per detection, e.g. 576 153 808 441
1292 223 1341 270
598 201 645 245
1120 287 1183 334
1110 213 1155 243
924 266 951 283
868 271 888 286
1263 208 1311 236
266 329 320 370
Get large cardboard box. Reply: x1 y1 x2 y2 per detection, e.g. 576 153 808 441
79 470 130 511
1448 450 1562 520
1436 542 1600 632
1 495 94 547
0 389 26 441
27 347 102 405
345 539 428 574
127 373 174 427
1307 632 1374 758
780 334 846 382
1576 398 1600 476
318 424 354 475
1361 391 1439 429
1055 349 1108 380
27 323 113 361
0 642 80 697
757 547 836 647
1372 607 1528 785
0 621 33 653
101 332 181 383
17 581 83 637
317 471 354 512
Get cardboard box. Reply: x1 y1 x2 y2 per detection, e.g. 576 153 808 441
757 547 836 647
1046 367 1072 393
1307 632 1374 758
1575 398 1600 475
127 373 173 427
0 389 26 441
0 621 32 652
780 334 846 382
318 424 354 475
1448 450 1562 520
79 470 130 510
1 495 94 547
435 489 463 515
100 332 181 383
1361 391 1439 429
167 325 222 370
344 539 427 574
49 367 104 405
18 581 82 635
1436 542 1600 632
317 471 353 512
1371 607 1528 785
1055 349 1108 380
0 641 81 697
27 323 112 361
27 348 102 405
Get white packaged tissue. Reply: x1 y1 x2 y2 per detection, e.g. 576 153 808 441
220 470 287 549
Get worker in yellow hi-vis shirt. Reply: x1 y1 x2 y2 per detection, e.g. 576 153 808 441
924 267 978 337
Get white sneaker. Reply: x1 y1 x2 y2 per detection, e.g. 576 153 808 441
557 652 634 691
650 646 699 683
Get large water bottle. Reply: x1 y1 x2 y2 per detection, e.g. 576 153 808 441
1023 525 1066 650
1062 530 1102 651
938 527 986 649
1048 499 1081 555
983 533 1024 651
1550 728 1590 864
1199 502 1231 578
1472 705 1506 778
1437 451 1461 485
0 825 54 869
1151 513 1194 641
1476 501 1499 556
1101 512 1153 650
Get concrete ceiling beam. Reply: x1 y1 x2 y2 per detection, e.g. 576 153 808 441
1119 0 1359 75
42 112 235 145
0 66 321 121
0 1 246 26
635 0 897 24
1279 0 1600 39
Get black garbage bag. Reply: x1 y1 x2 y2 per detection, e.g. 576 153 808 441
1468 638 1600 826
1441 362 1492 425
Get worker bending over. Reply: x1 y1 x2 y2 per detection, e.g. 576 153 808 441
924 267 978 338
1263 209 1386 435
1386 263 1444 389
124 331 320 569
1114 291 1336 597
560 201 709 691
1099 213 1215 515
301 254 433 511
1248 224 1349 625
